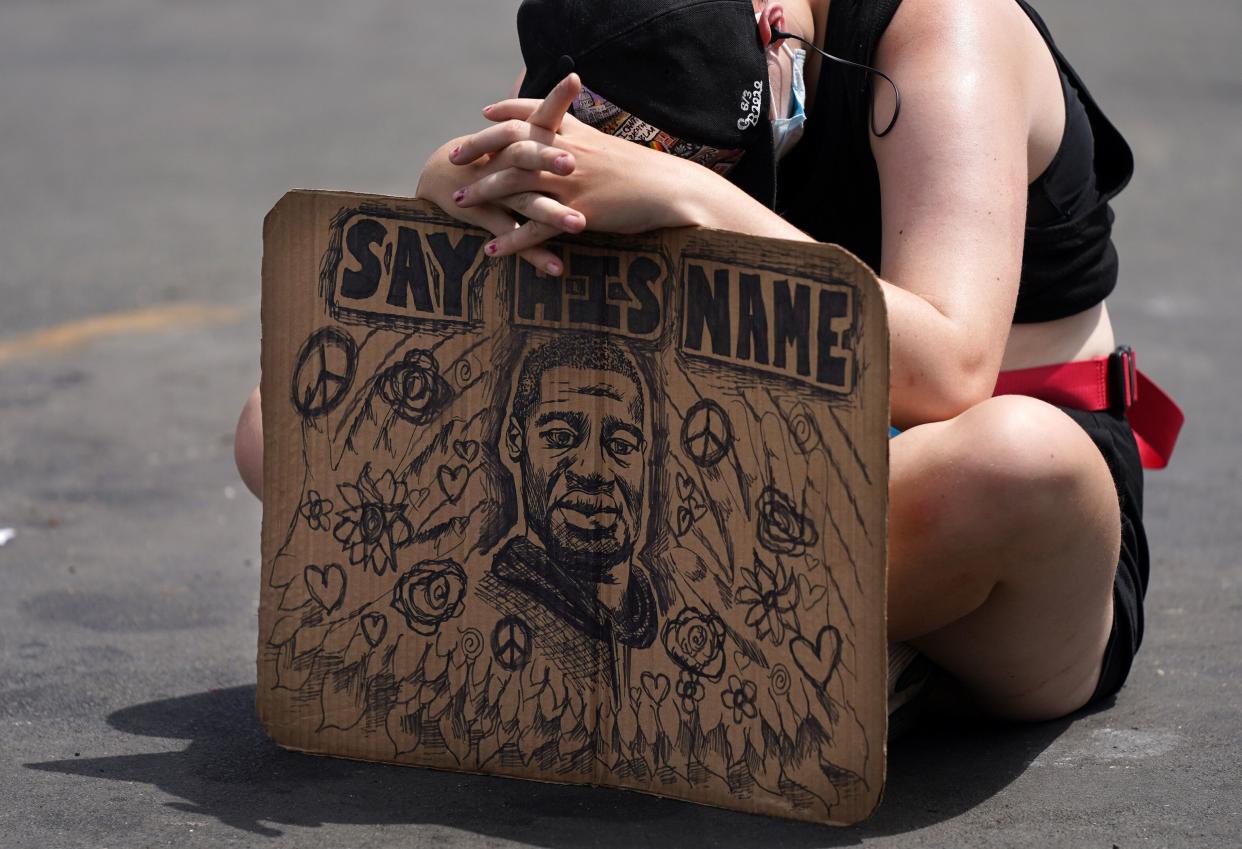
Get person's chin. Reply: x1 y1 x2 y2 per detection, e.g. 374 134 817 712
556 521 623 550
547 518 631 569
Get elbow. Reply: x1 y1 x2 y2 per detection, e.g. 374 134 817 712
943 355 998 415
941 375 996 420
898 355 998 424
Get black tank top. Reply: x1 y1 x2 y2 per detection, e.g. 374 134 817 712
777 0 1134 324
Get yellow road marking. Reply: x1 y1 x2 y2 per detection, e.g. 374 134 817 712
0 303 245 365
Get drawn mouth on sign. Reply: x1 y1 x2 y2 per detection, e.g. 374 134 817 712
554 497 621 533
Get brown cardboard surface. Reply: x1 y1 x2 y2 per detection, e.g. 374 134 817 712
259 190 889 826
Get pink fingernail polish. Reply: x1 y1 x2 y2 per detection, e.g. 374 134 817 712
485 242 498 255
453 189 466 204
450 146 460 161
546 261 562 275
554 154 571 173
482 104 494 115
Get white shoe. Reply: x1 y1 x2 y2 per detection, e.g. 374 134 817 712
888 642 933 736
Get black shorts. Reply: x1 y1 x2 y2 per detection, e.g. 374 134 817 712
1056 405 1149 705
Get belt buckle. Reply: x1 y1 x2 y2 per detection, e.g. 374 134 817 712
1108 345 1138 411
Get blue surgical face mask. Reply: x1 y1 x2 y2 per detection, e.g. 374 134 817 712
771 42 807 160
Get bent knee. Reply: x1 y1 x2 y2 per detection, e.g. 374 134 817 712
951 396 1111 508
912 396 1119 552
234 386 263 499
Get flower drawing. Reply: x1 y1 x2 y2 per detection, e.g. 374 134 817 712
736 552 801 646
333 463 413 576
391 559 468 636
378 349 452 426
300 490 334 531
674 669 706 714
755 485 819 556
662 607 726 681
721 676 758 723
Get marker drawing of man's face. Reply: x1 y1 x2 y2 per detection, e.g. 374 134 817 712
505 335 648 576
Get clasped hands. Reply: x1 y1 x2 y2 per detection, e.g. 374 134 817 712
417 74 696 275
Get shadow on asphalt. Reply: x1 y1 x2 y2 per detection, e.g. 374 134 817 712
27 686 1070 844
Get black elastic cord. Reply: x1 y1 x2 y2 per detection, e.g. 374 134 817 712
770 28 902 137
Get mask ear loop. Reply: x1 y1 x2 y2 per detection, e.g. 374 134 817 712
769 28 902 137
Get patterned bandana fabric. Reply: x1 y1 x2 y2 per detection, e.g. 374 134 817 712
571 86 747 176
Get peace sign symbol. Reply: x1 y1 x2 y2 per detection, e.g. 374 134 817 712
291 327 358 418
680 399 734 468
490 615 532 672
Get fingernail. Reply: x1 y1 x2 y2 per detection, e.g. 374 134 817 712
554 154 571 173
482 104 494 115
562 213 582 230
453 188 466 204
449 146 460 162
485 242 498 255
546 260 562 275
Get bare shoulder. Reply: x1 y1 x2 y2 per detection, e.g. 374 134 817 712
876 0 1038 79
874 0 1064 178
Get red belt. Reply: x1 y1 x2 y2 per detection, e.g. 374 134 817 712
993 346 1183 469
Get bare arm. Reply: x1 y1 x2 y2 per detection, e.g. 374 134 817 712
869 0 1029 423
666 0 1030 425
446 0 1033 425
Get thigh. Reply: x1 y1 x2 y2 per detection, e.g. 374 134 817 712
888 395 1121 720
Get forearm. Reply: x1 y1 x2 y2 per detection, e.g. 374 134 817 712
671 159 812 242
673 161 998 425
881 284 1000 426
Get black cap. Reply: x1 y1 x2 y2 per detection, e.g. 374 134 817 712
517 0 776 208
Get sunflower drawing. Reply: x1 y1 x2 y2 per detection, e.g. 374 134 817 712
332 463 414 576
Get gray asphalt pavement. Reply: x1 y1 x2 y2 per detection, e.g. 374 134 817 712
1 0 1239 846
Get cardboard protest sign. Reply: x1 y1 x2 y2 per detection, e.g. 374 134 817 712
259 190 889 825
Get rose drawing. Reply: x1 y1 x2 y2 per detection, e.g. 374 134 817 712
378 349 451 426
736 552 801 646
661 607 726 681
755 485 819 556
391 558 468 636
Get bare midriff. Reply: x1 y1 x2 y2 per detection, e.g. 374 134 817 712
1001 301 1116 372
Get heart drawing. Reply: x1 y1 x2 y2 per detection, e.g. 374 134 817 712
676 472 697 502
641 671 670 704
436 464 469 502
453 439 480 463
361 612 388 647
303 563 346 613
790 625 843 692
675 505 693 537
797 574 828 608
